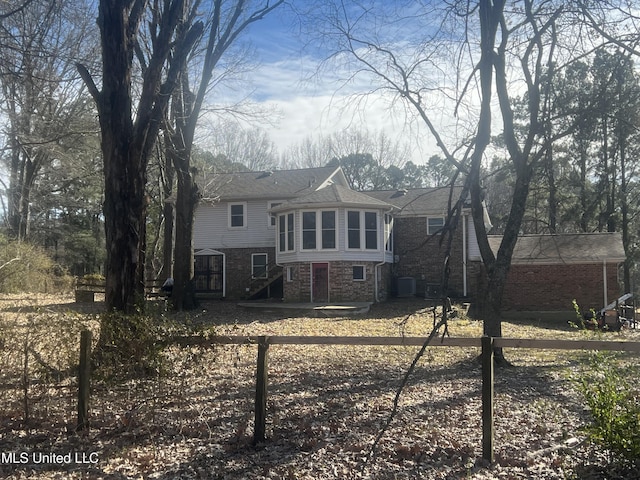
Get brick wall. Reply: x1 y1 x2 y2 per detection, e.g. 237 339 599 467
283 263 310 302
282 261 391 303
393 217 469 298
500 262 622 312
218 247 276 299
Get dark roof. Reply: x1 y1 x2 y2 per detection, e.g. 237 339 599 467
270 184 393 212
203 166 345 201
488 233 626 264
365 186 466 216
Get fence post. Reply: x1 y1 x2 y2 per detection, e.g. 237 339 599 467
481 335 494 462
254 336 269 444
77 329 92 431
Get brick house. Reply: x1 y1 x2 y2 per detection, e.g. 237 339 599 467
365 187 486 299
193 166 625 313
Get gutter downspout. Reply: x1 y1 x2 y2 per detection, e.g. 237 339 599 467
223 253 227 298
463 213 467 297
603 259 608 308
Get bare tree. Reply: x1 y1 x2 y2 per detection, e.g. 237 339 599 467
163 0 284 310
316 0 635 361
280 135 335 168
0 0 37 20
202 119 278 171
0 0 97 241
281 128 410 188
77 0 203 313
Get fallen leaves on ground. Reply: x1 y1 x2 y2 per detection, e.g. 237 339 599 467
0 295 639 479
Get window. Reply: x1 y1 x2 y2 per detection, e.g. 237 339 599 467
252 253 268 279
302 210 337 250
365 212 377 249
278 213 295 252
286 266 294 282
321 211 336 249
427 217 445 235
347 211 360 249
347 210 378 250
353 265 365 281
287 213 294 251
302 211 316 249
229 203 246 228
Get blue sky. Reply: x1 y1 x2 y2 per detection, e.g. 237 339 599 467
209 1 440 164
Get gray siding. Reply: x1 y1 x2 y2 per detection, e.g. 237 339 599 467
194 200 276 250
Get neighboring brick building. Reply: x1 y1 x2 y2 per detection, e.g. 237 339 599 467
488 233 625 313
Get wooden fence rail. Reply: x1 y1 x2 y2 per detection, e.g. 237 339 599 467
77 332 640 461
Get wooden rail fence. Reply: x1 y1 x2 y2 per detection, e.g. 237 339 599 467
76 332 640 461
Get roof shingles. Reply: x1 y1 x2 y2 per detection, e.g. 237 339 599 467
488 233 626 264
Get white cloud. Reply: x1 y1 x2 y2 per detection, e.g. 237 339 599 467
220 54 442 163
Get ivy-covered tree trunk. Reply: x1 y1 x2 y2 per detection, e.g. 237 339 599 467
96 0 144 312
101 129 147 312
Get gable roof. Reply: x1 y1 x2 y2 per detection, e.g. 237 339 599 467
203 166 347 201
270 184 393 212
365 186 467 216
488 233 626 265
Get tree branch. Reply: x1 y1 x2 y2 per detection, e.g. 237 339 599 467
75 63 101 105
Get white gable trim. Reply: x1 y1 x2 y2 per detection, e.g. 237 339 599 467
195 248 224 256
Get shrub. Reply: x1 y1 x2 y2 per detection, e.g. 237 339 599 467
0 235 73 293
576 353 640 465
93 311 167 379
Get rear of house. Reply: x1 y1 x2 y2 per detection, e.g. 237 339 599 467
192 167 350 300
192 166 626 315
270 184 394 303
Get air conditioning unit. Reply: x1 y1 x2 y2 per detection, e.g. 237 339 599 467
397 277 416 297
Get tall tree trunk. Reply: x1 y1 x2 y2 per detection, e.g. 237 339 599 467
545 138 557 233
97 0 145 313
166 75 199 311
172 165 199 310
77 0 202 313
101 132 147 312
158 135 175 282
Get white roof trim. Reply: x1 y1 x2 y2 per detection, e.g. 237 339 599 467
195 248 224 256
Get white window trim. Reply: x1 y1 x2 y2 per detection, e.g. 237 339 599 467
384 214 394 252
427 216 445 235
286 266 294 282
346 210 380 251
228 202 247 229
300 209 338 251
352 265 366 281
278 212 295 252
251 253 268 279
268 201 283 228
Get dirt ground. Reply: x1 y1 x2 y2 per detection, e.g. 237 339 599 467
0 294 639 479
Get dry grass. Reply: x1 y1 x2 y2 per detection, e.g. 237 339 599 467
0 294 639 479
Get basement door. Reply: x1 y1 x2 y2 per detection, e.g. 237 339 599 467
312 263 329 303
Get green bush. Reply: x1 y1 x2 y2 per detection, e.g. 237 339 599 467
576 353 640 465
0 235 73 293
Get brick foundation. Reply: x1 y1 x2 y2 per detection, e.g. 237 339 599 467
283 261 391 303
